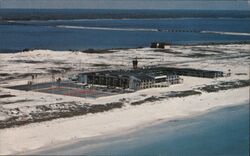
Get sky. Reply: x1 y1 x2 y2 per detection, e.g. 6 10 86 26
1 0 250 10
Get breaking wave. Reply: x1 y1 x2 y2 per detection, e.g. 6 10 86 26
57 25 159 32
56 25 200 33
201 31 250 36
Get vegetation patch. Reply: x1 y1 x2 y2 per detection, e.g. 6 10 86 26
153 49 182 54
131 90 201 106
0 101 123 129
1 99 33 105
92 63 111 67
131 96 159 105
0 73 10 77
1 73 43 81
139 57 157 60
235 73 247 76
167 90 202 97
0 94 16 98
47 69 62 74
81 49 114 54
11 60 48 64
198 80 250 93
183 53 215 58
52 61 66 65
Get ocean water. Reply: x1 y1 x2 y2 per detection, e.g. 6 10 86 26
31 104 249 156
0 9 250 52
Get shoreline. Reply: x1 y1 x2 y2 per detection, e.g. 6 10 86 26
23 102 249 155
1 41 250 54
0 87 248 155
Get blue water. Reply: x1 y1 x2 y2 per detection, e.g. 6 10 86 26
31 104 249 156
1 9 250 21
0 10 250 52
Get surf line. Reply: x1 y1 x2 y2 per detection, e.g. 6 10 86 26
56 25 199 33
201 31 250 36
